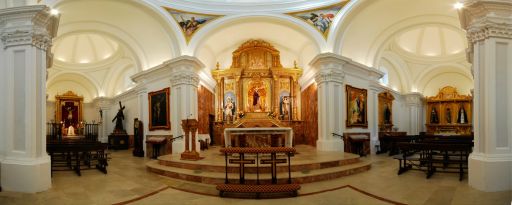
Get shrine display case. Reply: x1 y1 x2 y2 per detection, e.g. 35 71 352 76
425 86 472 135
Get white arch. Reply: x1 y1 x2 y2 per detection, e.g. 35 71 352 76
46 71 101 98
102 59 135 97
379 51 413 92
369 15 463 67
49 0 187 60
326 0 363 52
55 25 144 71
187 13 327 55
415 63 473 93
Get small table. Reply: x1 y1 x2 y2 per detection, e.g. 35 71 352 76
146 137 167 159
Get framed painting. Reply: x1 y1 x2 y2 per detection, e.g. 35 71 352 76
148 87 170 131
346 85 368 128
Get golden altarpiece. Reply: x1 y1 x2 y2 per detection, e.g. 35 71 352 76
212 39 303 146
425 86 473 135
54 91 84 135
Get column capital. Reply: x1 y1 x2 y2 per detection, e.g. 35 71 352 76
93 97 113 109
403 92 424 106
314 68 344 84
0 5 59 50
170 70 200 87
459 0 512 43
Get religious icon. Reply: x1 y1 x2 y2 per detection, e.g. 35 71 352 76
384 103 392 124
445 107 452 124
430 107 439 124
289 2 347 36
148 88 170 130
457 104 468 124
280 95 291 120
346 85 368 128
224 96 235 124
164 8 219 41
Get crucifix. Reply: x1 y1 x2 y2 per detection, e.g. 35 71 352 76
261 153 287 184
229 153 255 184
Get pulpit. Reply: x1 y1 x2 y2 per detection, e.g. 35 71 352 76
180 119 203 160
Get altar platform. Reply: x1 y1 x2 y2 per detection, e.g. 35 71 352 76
147 145 371 185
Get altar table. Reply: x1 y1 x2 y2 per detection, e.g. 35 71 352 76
224 127 293 147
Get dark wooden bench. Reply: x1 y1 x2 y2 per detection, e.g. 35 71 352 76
47 140 109 176
394 142 472 181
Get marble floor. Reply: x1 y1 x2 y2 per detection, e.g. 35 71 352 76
0 148 510 205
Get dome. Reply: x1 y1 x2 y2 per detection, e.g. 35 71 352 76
53 33 119 64
395 25 465 57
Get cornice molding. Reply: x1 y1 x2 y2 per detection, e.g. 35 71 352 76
309 52 384 84
403 92 424 106
131 55 204 85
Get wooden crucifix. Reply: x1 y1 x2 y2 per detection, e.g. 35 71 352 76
229 153 255 184
261 153 287 184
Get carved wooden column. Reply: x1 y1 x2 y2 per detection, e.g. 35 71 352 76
236 76 241 116
273 75 280 114
180 119 202 160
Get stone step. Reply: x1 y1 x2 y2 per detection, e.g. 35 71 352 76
147 159 371 185
157 153 361 174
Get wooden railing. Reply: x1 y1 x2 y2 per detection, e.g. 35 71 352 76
217 147 300 198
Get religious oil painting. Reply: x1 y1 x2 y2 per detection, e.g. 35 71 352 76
163 7 220 41
346 85 368 128
289 1 349 37
243 78 272 113
148 87 170 130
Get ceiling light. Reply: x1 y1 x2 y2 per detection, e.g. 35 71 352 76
453 2 464 10
50 9 59 15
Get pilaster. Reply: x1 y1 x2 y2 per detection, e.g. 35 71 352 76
93 97 113 143
168 56 203 154
368 83 382 154
403 92 424 135
459 0 512 192
310 53 345 152
0 5 59 193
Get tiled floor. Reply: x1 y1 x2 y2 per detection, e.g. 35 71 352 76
0 149 511 205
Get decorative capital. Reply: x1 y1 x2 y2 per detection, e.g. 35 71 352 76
170 70 200 87
314 68 344 84
0 6 59 50
459 0 512 43
404 92 424 106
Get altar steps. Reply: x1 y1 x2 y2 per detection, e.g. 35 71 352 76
146 145 371 185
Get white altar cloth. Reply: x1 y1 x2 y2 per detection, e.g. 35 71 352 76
224 127 293 147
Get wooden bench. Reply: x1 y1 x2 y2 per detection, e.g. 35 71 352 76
394 142 472 181
47 140 109 176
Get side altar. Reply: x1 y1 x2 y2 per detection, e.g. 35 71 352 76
211 39 304 147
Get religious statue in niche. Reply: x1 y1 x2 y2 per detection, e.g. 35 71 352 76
457 104 468 124
280 94 291 120
247 79 268 112
430 107 439 124
445 107 452 124
224 96 235 124
383 103 392 124
112 101 126 132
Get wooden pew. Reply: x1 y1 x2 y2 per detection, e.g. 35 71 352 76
47 140 108 176
394 142 472 181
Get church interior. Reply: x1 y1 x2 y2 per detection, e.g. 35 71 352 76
0 0 511 204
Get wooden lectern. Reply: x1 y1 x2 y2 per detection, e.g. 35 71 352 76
180 119 203 160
